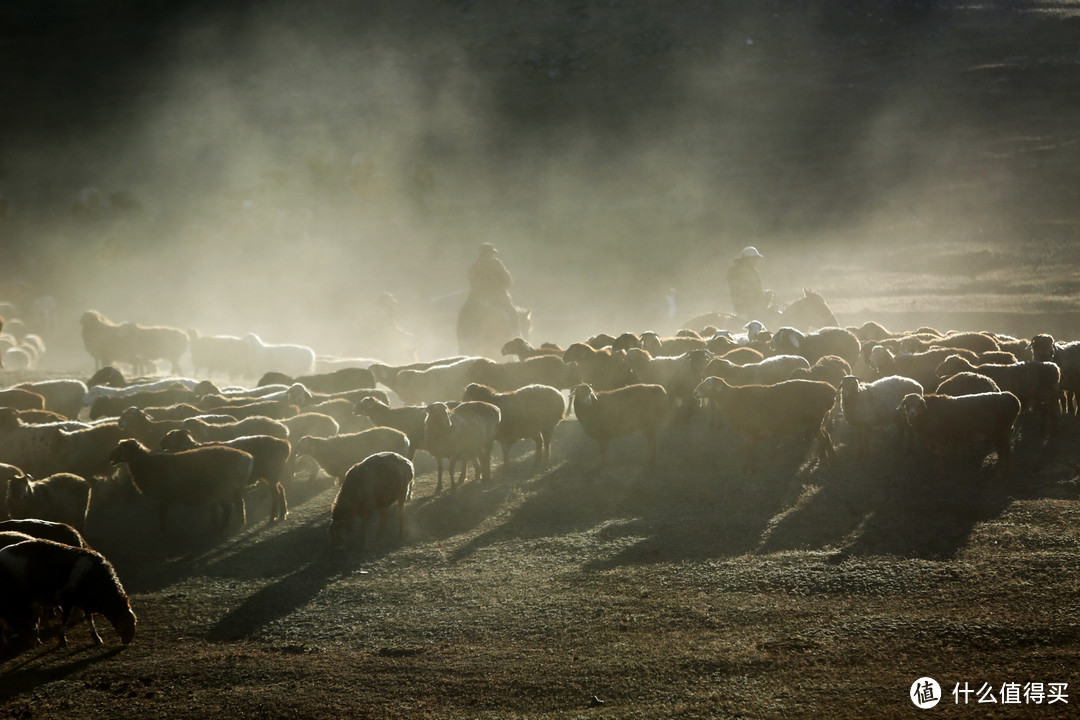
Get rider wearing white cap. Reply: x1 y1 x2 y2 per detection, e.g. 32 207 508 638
727 246 771 321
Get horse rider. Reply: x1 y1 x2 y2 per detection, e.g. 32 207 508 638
467 242 516 322
727 245 773 323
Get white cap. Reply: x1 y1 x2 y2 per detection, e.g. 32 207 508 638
741 246 764 259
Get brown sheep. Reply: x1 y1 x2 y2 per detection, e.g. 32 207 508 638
80 310 137 371
354 397 426 460
693 377 837 473
569 383 668 469
294 428 410 484
0 519 88 548
934 354 1061 435
899 391 1021 474
328 451 413 550
6 472 93 532
469 355 578 392
462 383 565 470
718 346 765 366
423 401 501 491
935 371 1001 397
562 343 635 391
771 327 861 367
0 388 46 413
500 337 564 361
868 345 980 393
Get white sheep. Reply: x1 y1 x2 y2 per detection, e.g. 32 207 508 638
243 333 316 378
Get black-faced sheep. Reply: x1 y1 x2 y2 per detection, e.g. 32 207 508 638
838 375 923 458
693 377 837 473
899 391 1021 473
6 472 93 532
159 430 290 523
462 383 565 470
109 438 256 535
294 428 410 484
0 539 136 647
770 326 861 367
423 401 501 491
569 383 668 469
328 451 413 550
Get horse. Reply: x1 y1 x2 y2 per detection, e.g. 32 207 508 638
456 295 532 359
681 289 839 336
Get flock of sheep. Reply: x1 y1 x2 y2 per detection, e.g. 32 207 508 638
0 306 1073 653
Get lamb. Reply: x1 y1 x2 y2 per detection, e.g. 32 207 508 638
934 354 1061 435
770 327 861 367
423 401 501 491
109 438 255 535
935 371 1001 397
562 343 636 391
294 428 410 484
159 430 290 524
6 472 93 532
462 383 565 470
0 539 136 647
0 519 88 548
500 337 563 361
899 391 1021 473
838 375 924 458
188 330 254 379
243 333 316 378
183 416 290 442
394 358 481 405
693 377 837 472
14 380 87 420
328 451 413 550
569 383 668 469
468 355 578 392
354 397 427 460
703 355 811 387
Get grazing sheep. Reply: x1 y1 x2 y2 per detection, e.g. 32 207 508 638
0 539 136 647
14 380 87 420
159 430 290 523
899 391 1021 473
693 377 837 473
569 383 668 469
469 355 578 392
770 326 861 367
243 333 316 378
109 439 256 535
423 401 501 491
6 472 93 532
183 416 290 442
501 337 564 361
0 519 88 548
354 397 427 460
294 428 410 483
462 383 565 470
935 371 1001 397
838 375 924 458
328 451 413 550
188 330 253 379
562 343 636 391
934 354 1061 435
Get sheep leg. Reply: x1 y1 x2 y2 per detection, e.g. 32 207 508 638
480 449 492 482
435 458 444 493
817 426 836 466
275 483 289 522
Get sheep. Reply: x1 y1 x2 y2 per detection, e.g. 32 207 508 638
13 409 74 425
852 321 896 343
569 383 668 469
159 430 290 524
0 409 74 477
121 320 189 375
934 354 1061 435
89 383 199 421
838 375 924 458
462 383 565 470
803 355 853 389
770 326 861 367
109 438 256 535
142 402 207 421
624 348 710 416
899 392 1021 473
703 355 811 387
468 355 578 392
195 397 300 421
640 331 708 356
14 380 87 420
0 387 46 412
368 356 473 396
282 412 340 440
500 337 563 361
257 366 376 393
867 345 980 393
80 310 136 371
0 519 88 548
243 333 316 378
562 343 635 391
394 358 481 405
188 329 254 379
718 346 765 365
82 376 207 406
0 539 136 647
6 472 93 532
693 377 837 473
423 401 501 491
86 365 127 388
935 371 1001 397
294 428 410 484
354 397 427 460
118 406 187 447
308 398 372 434
328 451 413 550
51 422 125 480
1031 333 1080 415
0 530 35 549
183 416 290 442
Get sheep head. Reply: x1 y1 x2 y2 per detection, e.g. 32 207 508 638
771 327 804 353
109 438 148 465
424 403 452 430
118 406 150 432
159 429 196 452
570 384 597 410
898 393 926 425
462 383 497 404
1030 334 1056 363
935 354 974 379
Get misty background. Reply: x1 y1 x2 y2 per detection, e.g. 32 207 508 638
1 0 1078 367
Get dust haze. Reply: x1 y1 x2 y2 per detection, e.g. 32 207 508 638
1 2 1075 369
